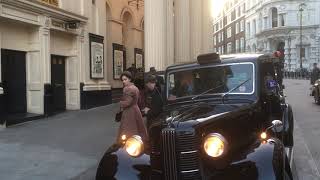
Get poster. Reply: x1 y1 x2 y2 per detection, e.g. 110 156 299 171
135 53 143 69
114 50 124 79
90 34 104 79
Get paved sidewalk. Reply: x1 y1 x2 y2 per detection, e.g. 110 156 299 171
0 104 119 180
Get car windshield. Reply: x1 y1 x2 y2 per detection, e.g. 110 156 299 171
167 63 254 100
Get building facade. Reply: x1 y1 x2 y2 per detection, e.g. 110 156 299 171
245 0 320 71
144 0 214 71
0 0 144 125
213 0 246 55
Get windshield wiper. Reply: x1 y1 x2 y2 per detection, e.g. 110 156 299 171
221 78 251 104
191 83 226 101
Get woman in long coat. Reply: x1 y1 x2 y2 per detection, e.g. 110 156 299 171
117 71 148 142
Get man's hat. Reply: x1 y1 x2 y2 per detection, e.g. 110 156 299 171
145 74 156 83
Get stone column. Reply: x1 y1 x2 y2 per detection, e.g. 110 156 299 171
190 0 202 60
144 0 167 71
78 26 86 83
166 0 174 67
40 17 51 84
175 0 190 63
201 0 213 54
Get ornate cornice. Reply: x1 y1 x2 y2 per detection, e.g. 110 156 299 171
0 0 88 22
256 25 319 38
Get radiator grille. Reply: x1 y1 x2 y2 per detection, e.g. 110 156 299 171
161 128 178 180
177 131 201 180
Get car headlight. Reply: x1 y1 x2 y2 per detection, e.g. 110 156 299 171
203 133 228 158
124 135 144 157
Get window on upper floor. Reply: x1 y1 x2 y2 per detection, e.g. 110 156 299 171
236 22 239 34
242 3 246 13
213 36 216 45
218 33 221 43
264 17 268 29
272 8 278 28
227 14 232 24
238 6 241 17
258 14 262 32
227 27 232 38
247 22 251 37
222 31 224 41
279 14 285 26
232 10 236 21
240 20 245 31
300 47 306 58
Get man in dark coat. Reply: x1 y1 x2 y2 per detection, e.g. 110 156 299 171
148 67 165 92
142 75 164 128
311 63 320 85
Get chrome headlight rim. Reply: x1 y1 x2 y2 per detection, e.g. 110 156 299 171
124 135 144 157
203 133 228 158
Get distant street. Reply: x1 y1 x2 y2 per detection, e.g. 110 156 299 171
284 79 320 180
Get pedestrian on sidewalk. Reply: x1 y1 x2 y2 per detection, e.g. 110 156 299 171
117 71 148 142
142 75 164 128
311 63 320 85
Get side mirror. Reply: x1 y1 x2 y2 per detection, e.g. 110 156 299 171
271 120 283 133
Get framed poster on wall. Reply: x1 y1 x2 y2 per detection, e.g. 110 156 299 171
113 43 126 80
134 48 144 70
89 33 104 79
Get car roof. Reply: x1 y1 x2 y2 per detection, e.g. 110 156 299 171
166 53 275 71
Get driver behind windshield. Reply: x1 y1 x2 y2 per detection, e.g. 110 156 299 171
170 72 195 98
168 64 253 100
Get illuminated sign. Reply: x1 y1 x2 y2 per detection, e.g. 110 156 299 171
40 0 59 6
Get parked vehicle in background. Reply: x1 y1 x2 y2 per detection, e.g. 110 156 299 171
311 79 320 105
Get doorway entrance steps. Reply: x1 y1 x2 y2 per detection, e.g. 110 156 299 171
1 113 44 127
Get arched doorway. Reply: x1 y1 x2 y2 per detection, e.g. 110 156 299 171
122 11 134 70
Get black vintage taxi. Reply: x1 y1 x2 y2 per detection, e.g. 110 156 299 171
96 53 294 180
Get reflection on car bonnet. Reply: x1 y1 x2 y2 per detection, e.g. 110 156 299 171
196 112 230 123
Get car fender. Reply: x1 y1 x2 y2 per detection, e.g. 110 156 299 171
95 144 153 180
281 104 294 147
205 139 284 180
